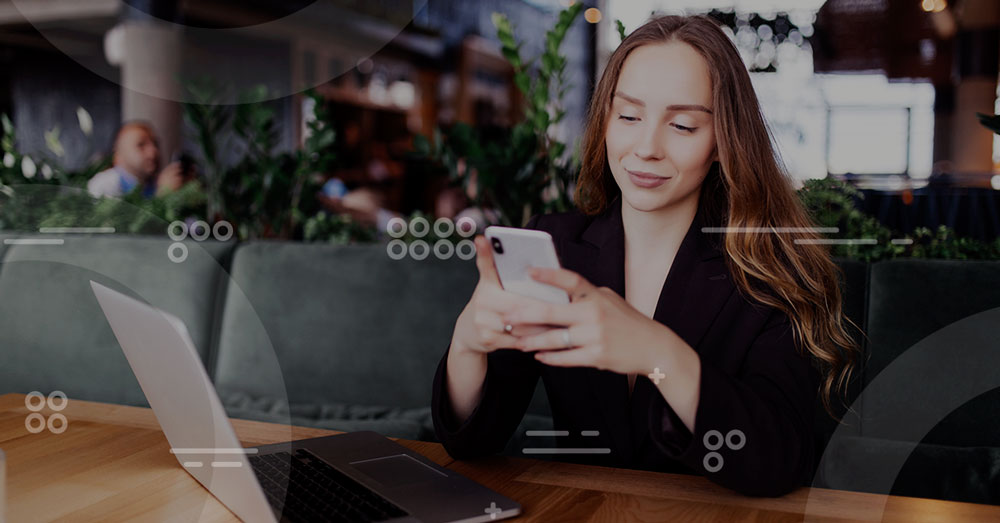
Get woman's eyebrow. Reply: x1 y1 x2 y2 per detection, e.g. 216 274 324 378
613 91 713 114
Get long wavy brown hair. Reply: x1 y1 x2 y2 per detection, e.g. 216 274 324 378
576 14 860 416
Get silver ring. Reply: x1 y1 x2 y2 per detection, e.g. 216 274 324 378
504 324 513 334
562 328 571 347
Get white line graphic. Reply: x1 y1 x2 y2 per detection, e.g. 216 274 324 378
794 239 878 245
170 448 258 455
211 462 243 468
522 448 611 455
3 239 64 245
701 227 839 234
38 227 116 234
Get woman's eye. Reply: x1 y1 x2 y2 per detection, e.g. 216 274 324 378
672 123 696 133
618 114 638 122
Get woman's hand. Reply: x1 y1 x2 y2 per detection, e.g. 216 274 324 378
451 236 560 357
503 267 683 376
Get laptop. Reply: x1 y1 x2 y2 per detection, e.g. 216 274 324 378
90 281 521 523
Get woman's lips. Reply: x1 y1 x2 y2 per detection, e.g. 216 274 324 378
626 169 671 189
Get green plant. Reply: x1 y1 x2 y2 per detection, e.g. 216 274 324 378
0 181 205 235
303 212 376 244
1 113 108 190
183 85 339 240
615 19 627 42
416 3 584 227
798 178 1000 261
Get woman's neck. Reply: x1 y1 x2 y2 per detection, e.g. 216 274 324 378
620 194 699 259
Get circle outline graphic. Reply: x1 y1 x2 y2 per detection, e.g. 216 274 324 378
433 240 454 260
409 217 430 238
703 451 724 473
7 0 429 104
47 390 68 411
433 217 455 238
25 412 46 433
212 220 234 242
409 240 430 260
725 429 746 451
703 430 724 451
386 239 407 260
455 240 476 260
386 217 408 238
456 217 477 238
167 220 188 241
47 413 68 434
25 391 46 411
189 220 211 241
168 242 189 263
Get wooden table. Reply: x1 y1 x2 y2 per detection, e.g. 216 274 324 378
1 393 997 522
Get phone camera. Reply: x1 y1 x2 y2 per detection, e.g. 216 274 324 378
490 237 504 255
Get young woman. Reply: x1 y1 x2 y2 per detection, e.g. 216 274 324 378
431 14 859 497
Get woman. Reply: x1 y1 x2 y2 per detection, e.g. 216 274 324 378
431 15 859 497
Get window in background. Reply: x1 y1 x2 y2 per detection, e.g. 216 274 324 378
603 0 935 182
828 107 910 175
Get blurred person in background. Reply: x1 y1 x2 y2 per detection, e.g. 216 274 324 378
434 163 499 234
87 121 192 198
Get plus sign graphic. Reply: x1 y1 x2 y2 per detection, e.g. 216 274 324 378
648 367 665 384
484 501 502 520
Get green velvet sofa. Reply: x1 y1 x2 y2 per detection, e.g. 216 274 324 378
1 232 997 504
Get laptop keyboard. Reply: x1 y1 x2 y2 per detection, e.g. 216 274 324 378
249 448 410 522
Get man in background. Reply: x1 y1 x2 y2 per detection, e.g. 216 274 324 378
87 121 190 198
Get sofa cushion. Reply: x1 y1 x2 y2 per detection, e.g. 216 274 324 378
220 392 431 440
863 260 1000 447
818 435 1000 505
0 234 234 406
220 391 554 447
213 242 478 411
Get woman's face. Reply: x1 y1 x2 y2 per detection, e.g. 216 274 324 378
605 41 717 213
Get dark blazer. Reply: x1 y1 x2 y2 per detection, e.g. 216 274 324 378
431 196 820 497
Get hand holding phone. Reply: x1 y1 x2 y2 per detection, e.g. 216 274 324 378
484 226 570 305
451 234 556 357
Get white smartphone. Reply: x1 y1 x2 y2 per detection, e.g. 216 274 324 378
484 226 570 304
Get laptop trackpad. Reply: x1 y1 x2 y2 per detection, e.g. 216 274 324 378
349 454 447 487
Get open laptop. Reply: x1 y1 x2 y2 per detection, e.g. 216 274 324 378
90 281 521 523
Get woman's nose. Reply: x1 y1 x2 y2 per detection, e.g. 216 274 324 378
633 123 665 161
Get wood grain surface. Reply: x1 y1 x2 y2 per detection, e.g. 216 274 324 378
1 394 996 522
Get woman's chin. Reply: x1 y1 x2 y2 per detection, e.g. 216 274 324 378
621 189 673 213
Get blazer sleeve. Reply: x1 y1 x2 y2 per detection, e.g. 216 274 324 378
431 215 544 459
647 307 820 496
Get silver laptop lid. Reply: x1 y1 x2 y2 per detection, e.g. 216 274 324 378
90 281 276 523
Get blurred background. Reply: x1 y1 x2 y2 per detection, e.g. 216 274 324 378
3 2 1000 507
0 0 999 255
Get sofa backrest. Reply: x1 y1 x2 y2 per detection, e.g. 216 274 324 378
814 258 869 453
5 230 998 455
0 234 234 406
862 259 1000 447
211 241 479 411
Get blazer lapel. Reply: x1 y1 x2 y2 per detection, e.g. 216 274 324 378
558 196 737 461
631 200 737 452
557 198 633 461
